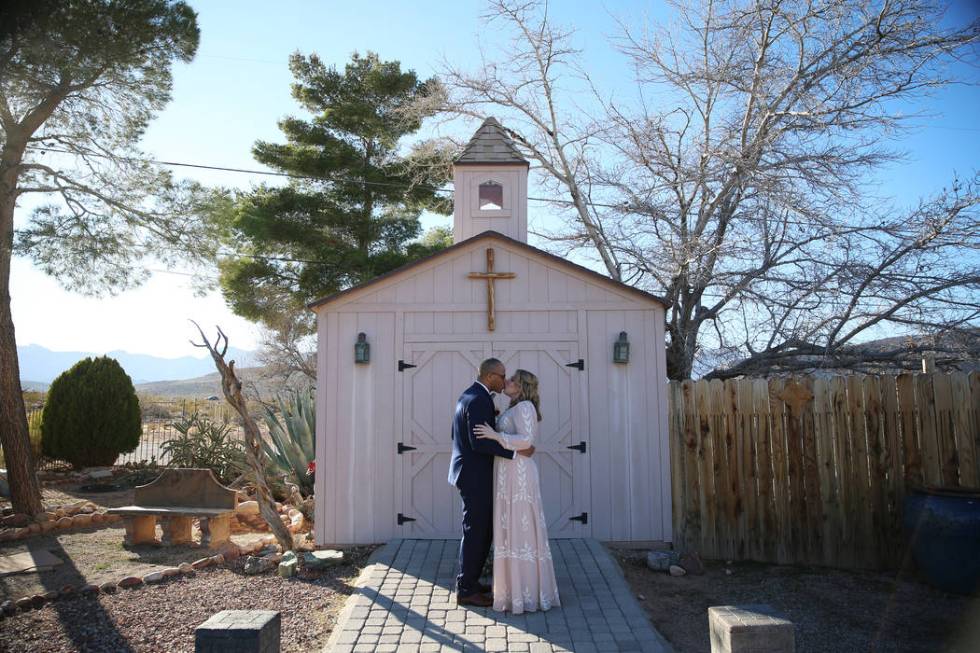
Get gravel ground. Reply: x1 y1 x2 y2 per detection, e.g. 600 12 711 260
611 548 980 653
0 546 375 653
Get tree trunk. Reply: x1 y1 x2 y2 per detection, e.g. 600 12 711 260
0 180 44 515
191 323 294 552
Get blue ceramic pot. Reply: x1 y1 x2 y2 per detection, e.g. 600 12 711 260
903 487 980 595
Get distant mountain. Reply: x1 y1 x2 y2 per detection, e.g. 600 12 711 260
17 344 258 385
135 368 313 399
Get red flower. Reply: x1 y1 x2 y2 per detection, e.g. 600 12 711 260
307 461 316 476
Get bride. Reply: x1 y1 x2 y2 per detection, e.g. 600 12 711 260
475 369 560 614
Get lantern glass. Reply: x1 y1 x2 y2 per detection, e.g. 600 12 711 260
354 332 370 364
613 331 630 364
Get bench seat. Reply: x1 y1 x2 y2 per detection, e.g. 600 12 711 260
109 469 239 548
108 506 235 518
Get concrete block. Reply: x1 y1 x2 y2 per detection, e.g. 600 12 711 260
708 605 794 653
195 610 281 653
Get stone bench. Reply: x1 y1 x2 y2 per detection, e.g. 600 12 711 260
107 468 237 547
709 604 795 653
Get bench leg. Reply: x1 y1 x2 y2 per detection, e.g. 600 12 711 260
200 514 232 549
123 515 158 545
161 516 193 546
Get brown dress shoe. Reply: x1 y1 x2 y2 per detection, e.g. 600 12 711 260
457 592 493 607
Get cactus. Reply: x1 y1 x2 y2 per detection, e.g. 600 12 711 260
261 389 315 496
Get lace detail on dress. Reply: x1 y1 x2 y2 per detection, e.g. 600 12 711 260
491 400 560 614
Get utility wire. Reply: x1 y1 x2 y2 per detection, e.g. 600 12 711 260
24 145 901 231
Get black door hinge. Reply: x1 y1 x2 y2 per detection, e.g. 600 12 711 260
567 441 586 453
569 512 588 524
398 360 417 372
397 442 417 454
397 513 416 525
566 359 585 371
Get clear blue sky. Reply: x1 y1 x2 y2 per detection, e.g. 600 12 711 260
12 0 980 359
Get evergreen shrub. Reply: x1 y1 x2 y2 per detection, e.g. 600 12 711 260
41 356 142 468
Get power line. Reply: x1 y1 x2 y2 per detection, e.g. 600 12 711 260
24 146 900 229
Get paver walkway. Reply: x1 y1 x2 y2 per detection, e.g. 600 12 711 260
323 538 673 652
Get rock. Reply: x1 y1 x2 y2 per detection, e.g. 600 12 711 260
90 512 105 524
80 584 100 595
191 557 212 571
679 551 705 575
303 549 344 570
161 567 181 578
236 500 260 515
33 512 52 523
117 576 143 589
30 594 46 608
217 542 241 562
40 520 57 533
1 599 15 616
66 500 89 515
14 527 30 539
79 504 97 514
73 514 93 528
15 597 33 612
646 550 682 572
42 590 59 602
53 509 66 519
210 553 225 566
89 469 113 479
1 513 29 528
669 564 687 577
142 571 165 584
178 562 194 574
56 516 73 529
278 551 298 578
59 585 75 597
99 581 118 594
27 523 41 535
243 555 277 575
0 531 14 543
288 513 305 533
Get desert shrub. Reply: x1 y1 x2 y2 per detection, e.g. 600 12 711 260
161 413 246 484
41 356 142 468
262 389 315 496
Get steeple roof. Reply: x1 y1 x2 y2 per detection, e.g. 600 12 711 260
455 117 529 166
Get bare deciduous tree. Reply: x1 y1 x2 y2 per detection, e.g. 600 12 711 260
424 0 979 379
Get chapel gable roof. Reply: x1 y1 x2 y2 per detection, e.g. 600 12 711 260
307 230 667 311
455 117 529 166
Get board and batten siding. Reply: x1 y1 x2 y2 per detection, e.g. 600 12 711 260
314 236 670 545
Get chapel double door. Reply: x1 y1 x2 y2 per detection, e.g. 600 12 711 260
396 338 590 538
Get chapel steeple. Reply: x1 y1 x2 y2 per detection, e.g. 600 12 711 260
452 117 529 244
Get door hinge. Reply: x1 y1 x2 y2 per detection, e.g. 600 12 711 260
397 513 416 525
397 442 417 454
565 359 585 371
398 360 417 372
569 512 588 524
567 441 587 453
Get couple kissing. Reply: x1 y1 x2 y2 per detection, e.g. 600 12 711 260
448 357 560 613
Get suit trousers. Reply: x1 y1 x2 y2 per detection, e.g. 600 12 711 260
456 481 493 596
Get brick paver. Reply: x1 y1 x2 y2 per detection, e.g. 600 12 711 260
323 539 672 653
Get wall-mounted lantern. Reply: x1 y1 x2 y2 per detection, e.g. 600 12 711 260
354 332 370 364
613 331 630 364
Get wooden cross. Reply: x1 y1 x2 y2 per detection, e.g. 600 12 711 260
468 247 516 331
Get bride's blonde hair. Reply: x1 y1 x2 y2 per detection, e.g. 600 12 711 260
510 369 542 421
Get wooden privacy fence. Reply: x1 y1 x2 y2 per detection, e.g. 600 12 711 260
668 372 980 570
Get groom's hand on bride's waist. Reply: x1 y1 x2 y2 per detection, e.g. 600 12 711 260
517 445 535 457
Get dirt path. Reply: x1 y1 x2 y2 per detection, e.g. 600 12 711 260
611 549 980 653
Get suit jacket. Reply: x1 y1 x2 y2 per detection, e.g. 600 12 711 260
448 382 516 490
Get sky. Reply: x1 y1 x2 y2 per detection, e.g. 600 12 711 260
11 0 980 359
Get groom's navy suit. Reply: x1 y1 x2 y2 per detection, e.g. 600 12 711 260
449 381 515 597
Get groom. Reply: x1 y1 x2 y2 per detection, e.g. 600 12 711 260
449 357 534 606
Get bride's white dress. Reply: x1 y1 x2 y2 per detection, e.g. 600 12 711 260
491 399 560 613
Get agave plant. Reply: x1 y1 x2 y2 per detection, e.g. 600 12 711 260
261 389 315 496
